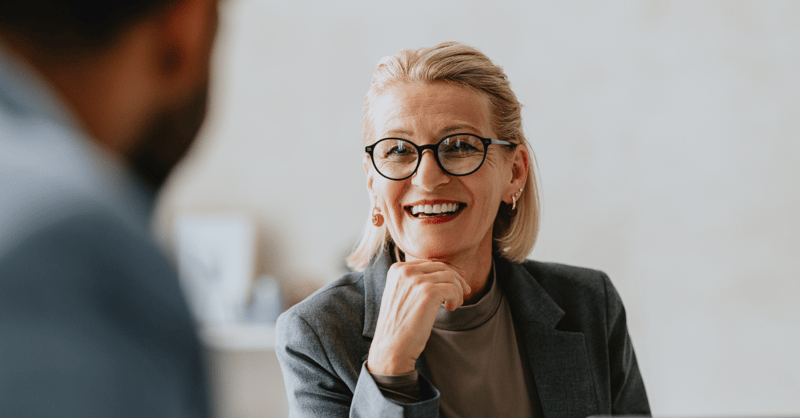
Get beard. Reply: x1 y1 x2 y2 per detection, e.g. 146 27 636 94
128 81 210 191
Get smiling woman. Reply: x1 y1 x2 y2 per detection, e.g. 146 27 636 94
275 42 651 418
363 82 523 279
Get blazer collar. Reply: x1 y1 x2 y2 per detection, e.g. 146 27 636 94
493 256 565 328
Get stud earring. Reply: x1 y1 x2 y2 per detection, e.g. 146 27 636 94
371 207 384 227
511 188 523 212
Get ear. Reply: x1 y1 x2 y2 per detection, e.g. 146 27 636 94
504 146 529 204
154 0 218 93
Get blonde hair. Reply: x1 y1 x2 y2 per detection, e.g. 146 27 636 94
346 41 540 271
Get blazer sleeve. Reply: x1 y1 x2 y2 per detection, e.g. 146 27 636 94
602 272 651 414
275 310 440 417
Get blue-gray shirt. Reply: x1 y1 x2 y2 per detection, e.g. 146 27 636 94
0 43 209 418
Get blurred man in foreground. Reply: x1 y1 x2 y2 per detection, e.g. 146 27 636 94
0 0 219 416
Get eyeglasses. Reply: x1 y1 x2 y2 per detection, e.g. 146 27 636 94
365 133 516 181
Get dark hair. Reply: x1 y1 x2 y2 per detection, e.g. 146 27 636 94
0 0 177 50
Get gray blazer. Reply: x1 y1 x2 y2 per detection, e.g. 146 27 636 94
276 250 650 418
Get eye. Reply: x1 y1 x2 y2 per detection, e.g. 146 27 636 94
378 140 416 161
440 135 482 157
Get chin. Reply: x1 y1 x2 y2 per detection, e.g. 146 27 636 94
129 82 209 190
400 239 463 261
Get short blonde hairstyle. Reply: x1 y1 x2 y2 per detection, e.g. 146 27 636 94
347 41 540 271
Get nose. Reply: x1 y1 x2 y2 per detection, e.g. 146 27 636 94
411 149 450 190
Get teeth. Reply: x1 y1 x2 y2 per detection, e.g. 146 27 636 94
409 203 462 216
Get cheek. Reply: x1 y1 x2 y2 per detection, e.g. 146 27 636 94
376 183 409 242
374 180 406 215
476 187 502 216
469 175 508 218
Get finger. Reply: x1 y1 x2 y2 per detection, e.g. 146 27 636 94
427 266 471 295
415 270 470 298
393 260 464 276
424 274 467 308
393 262 470 293
397 273 464 311
432 281 465 311
429 259 467 276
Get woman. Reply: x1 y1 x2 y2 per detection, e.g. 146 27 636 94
276 42 650 417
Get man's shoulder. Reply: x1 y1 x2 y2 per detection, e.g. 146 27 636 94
0 188 141 258
1 99 152 254
0 203 162 283
0 193 194 336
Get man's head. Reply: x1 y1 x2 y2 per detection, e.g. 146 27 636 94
0 0 219 190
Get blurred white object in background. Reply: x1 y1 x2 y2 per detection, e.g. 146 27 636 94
247 275 283 324
174 212 288 417
175 212 256 323
200 322 288 418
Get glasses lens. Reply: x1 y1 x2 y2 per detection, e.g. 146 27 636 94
372 139 418 179
438 134 486 175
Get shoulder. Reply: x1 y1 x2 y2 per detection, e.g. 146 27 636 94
275 271 372 387
0 204 179 305
1 201 152 265
0 197 193 329
0 194 197 353
521 259 612 297
1 107 151 254
277 272 367 340
517 259 623 330
0 197 206 418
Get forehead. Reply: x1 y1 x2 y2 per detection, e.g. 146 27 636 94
368 82 492 142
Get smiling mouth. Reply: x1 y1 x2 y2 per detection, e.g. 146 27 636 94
404 202 466 218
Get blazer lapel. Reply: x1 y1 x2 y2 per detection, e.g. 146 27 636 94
496 258 598 418
362 248 391 340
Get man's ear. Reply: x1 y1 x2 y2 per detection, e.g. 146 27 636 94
155 0 218 89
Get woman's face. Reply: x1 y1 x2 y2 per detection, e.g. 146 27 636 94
366 82 522 262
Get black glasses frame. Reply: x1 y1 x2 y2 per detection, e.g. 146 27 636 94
365 133 516 181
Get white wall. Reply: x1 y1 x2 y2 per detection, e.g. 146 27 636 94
155 0 800 415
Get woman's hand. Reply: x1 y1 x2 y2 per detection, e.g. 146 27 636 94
366 260 471 376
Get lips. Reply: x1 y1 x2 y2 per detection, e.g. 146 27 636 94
403 200 466 218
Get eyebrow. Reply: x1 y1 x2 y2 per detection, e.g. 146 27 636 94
382 124 482 139
384 128 414 137
439 124 480 136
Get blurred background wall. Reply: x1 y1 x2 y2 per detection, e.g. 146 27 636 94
154 0 800 415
